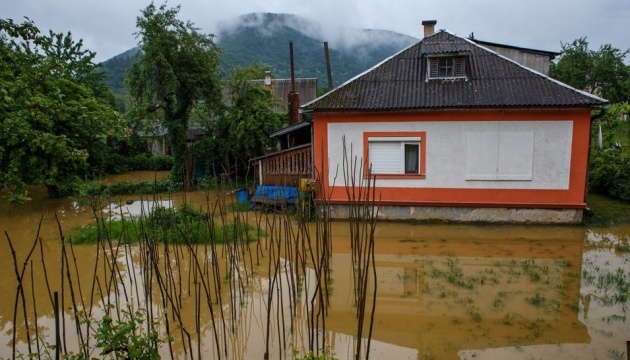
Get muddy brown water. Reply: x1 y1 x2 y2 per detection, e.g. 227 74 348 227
1 172 629 359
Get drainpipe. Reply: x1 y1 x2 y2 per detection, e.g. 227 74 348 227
584 104 609 210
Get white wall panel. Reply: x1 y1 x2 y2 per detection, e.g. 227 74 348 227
327 120 572 190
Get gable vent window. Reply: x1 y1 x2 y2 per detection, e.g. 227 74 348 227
429 56 466 79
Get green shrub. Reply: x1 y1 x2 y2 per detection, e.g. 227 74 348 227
68 204 259 245
69 220 129 245
293 348 338 360
105 154 174 174
589 149 630 203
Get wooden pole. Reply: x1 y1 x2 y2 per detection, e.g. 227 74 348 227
54 291 60 360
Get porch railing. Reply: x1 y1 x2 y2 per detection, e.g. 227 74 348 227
254 144 312 185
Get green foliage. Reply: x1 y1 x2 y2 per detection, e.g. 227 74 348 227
527 292 546 307
550 37 630 103
68 203 260 245
589 149 630 203
101 48 138 88
0 18 124 203
105 154 173 174
594 103 630 149
194 63 282 175
48 178 174 199
293 347 338 360
127 3 222 189
92 307 164 360
105 179 174 196
15 305 168 360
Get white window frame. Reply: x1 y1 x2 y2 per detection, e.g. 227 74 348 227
428 56 467 80
368 137 422 175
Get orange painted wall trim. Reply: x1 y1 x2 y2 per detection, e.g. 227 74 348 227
312 108 593 208
320 187 587 209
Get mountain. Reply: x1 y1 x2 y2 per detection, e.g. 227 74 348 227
100 47 138 95
100 13 418 96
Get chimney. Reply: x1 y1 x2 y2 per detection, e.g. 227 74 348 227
422 20 437 37
264 71 272 89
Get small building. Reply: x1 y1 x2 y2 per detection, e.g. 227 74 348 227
468 36 559 75
248 75 318 207
301 21 608 224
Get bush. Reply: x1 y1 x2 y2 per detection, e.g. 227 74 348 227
105 179 175 196
69 204 260 245
105 154 174 174
49 178 177 201
589 149 630 203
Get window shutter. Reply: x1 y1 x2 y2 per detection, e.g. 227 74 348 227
454 57 465 77
369 142 403 174
429 58 438 79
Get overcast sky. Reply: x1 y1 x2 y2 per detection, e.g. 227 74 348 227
4 0 630 63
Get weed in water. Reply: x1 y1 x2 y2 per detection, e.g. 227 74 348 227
468 307 482 323
293 347 338 360
502 312 515 325
606 348 626 360
529 271 541 282
493 291 507 308
527 292 546 307
550 299 561 312
525 320 542 338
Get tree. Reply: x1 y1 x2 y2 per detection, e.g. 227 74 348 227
550 37 630 103
211 63 282 175
0 18 123 203
127 2 221 190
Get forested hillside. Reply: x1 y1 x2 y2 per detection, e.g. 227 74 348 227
101 47 138 94
101 13 417 99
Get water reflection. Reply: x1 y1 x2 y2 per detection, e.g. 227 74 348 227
102 199 173 220
321 223 589 359
0 181 629 359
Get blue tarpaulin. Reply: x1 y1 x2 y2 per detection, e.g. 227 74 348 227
250 185 298 208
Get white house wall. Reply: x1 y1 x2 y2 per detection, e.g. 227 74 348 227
327 120 573 190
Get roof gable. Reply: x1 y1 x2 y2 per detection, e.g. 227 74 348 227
303 31 607 111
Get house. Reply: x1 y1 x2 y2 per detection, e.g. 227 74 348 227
142 125 204 156
301 21 608 224
249 74 318 187
468 35 559 75
145 75 318 157
247 73 318 207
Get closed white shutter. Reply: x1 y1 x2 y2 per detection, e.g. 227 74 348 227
369 141 402 174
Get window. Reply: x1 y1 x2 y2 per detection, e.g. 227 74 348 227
428 56 466 79
438 57 454 77
363 132 426 178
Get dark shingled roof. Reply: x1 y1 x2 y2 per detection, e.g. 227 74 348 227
302 31 607 111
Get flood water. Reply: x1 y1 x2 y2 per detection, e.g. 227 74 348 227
1 172 628 360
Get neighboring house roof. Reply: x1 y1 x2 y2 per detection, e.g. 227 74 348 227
223 78 318 113
269 120 311 138
302 31 608 111
137 125 205 141
469 38 559 59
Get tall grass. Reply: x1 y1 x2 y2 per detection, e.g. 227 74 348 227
4 166 380 359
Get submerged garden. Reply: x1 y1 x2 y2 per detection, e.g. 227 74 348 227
2 2 630 360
